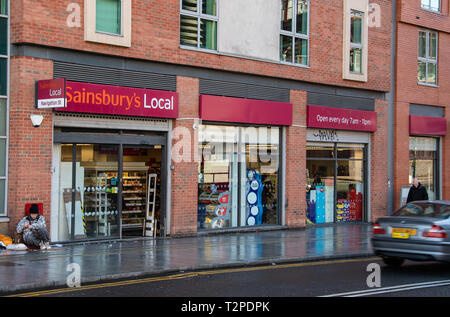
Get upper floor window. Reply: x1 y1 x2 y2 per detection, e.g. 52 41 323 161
180 0 218 51
96 0 122 35
84 0 131 47
342 0 368 82
421 0 441 12
280 0 309 66
418 30 438 86
350 10 363 74
0 0 6 15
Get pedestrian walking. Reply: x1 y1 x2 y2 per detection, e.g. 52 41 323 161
406 178 429 203
16 204 51 250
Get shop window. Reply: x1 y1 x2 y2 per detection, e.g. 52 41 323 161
180 0 218 51
418 30 438 86
84 0 131 47
96 0 121 35
421 0 441 12
306 143 366 224
343 0 368 82
280 0 309 66
198 125 280 230
409 137 439 200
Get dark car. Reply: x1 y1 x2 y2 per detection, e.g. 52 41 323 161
371 200 450 267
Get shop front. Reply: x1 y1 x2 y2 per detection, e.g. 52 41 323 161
305 105 377 224
409 114 447 200
48 79 178 242
197 95 292 230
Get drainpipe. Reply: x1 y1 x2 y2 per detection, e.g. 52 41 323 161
386 0 397 215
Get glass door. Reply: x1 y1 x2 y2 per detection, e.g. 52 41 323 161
336 144 365 222
306 142 367 224
59 144 120 241
306 143 335 224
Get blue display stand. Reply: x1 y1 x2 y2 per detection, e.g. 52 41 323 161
315 186 325 224
246 169 263 226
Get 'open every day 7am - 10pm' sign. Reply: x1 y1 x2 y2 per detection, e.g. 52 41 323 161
307 105 377 132
47 79 179 118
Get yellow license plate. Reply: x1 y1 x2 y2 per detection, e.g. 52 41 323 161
392 228 417 239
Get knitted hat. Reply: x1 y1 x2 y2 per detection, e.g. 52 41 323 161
29 204 40 214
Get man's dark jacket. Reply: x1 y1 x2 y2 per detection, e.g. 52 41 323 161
407 183 429 203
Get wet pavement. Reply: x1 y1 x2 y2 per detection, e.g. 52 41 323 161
0 223 374 293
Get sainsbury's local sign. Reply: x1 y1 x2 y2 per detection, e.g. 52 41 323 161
37 79 179 118
36 78 67 109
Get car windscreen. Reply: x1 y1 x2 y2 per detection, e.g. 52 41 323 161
394 203 450 219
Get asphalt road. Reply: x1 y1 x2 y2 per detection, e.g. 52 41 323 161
6 256 450 298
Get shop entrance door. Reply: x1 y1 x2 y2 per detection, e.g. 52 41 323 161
121 146 163 237
54 130 167 241
306 142 367 224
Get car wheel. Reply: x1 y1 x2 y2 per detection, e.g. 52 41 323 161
382 257 404 267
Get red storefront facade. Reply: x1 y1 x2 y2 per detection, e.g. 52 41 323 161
0 0 394 240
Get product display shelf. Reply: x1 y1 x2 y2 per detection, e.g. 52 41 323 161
121 169 148 230
81 170 118 237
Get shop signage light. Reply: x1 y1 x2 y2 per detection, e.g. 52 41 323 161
199 95 293 126
36 78 67 109
55 81 179 119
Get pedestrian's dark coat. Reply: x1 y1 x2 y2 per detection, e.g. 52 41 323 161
406 183 429 203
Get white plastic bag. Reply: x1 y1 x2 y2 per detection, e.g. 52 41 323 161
6 243 28 251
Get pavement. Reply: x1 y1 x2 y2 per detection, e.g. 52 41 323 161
0 223 375 294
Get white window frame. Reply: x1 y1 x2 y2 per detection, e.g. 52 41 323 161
343 0 368 82
418 29 438 87
84 0 131 47
279 0 310 67
0 0 9 219
421 0 441 13
180 0 219 52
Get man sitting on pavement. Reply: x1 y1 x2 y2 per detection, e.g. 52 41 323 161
16 204 51 250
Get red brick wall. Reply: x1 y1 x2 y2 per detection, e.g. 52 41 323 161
7 56 54 236
394 18 450 203
395 24 450 107
285 89 307 227
371 98 389 221
399 0 450 33
393 101 410 209
10 0 392 93
170 76 199 236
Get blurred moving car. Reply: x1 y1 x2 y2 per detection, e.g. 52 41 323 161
371 201 450 267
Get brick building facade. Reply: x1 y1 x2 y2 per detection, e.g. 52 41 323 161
394 0 450 210
0 0 400 241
